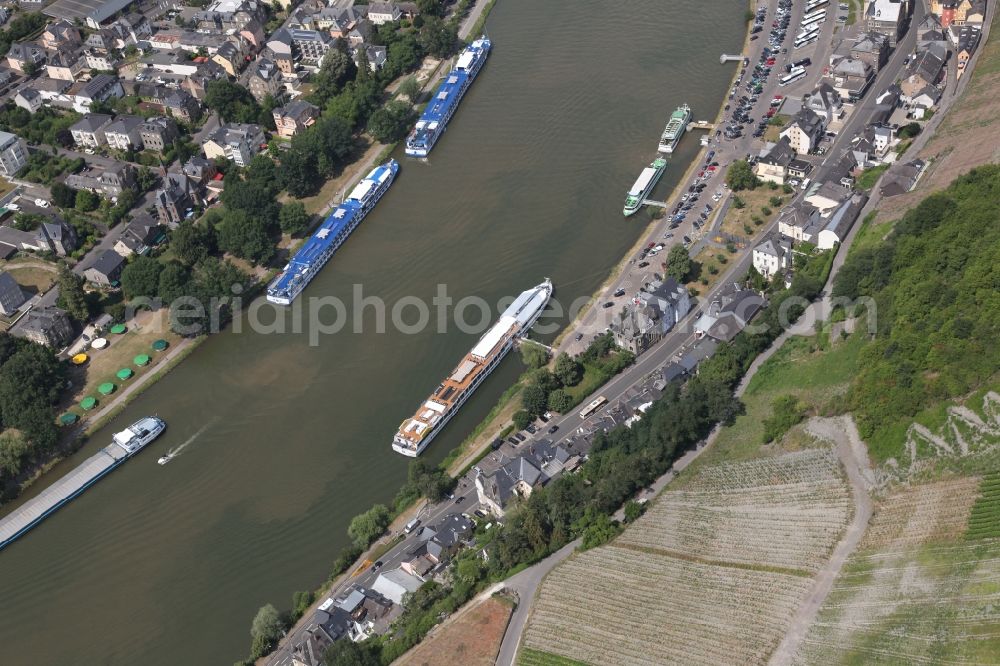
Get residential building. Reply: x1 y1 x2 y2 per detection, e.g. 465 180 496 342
950 24 982 77
754 136 811 185
202 123 266 167
139 116 179 152
182 155 217 184
335 587 393 643
931 0 975 26
900 43 946 100
36 219 77 255
753 234 793 279
114 216 164 256
352 44 387 71
966 0 986 24
164 89 203 123
41 19 82 51
610 277 692 355
816 192 868 249
866 0 905 45
289 29 332 64
830 57 875 99
7 42 46 74
371 568 424 605
239 18 265 50
291 606 352 666
65 163 136 197
211 39 246 77
366 2 401 25
14 88 44 114
272 99 318 139
15 306 74 347
693 285 767 342
476 455 549 518
70 113 114 148
43 0 141 29
780 108 825 155
880 159 926 196
0 271 26 316
71 73 124 113
408 513 474 568
872 124 895 155
777 187 867 249
247 57 283 102
0 130 29 177
85 49 120 71
104 114 145 151
83 249 125 286
916 13 945 42
45 48 87 81
850 31 889 70
802 82 843 124
265 30 295 74
194 0 266 34
155 172 197 227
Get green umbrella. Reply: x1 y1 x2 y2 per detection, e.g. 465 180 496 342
80 396 97 410
134 354 151 366
152 339 169 352
116 368 133 380
109 323 127 334
98 382 116 395
59 413 79 425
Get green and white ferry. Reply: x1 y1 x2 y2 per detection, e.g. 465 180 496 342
623 157 667 216
658 103 692 153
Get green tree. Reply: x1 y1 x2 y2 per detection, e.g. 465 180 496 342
761 394 806 443
417 16 458 58
279 202 310 236
347 504 391 548
120 255 164 299
521 384 548 417
547 388 573 414
217 209 275 265
50 181 77 208
279 147 322 197
171 220 216 266
580 513 620 550
75 189 100 212
57 265 90 323
311 48 357 107
366 99 416 143
291 590 314 619
726 160 759 191
520 342 548 369
157 262 191 302
665 244 691 282
553 352 582 387
323 639 380 666
249 604 284 658
623 500 645 523
398 76 420 102
204 80 260 123
898 122 921 139
512 409 532 431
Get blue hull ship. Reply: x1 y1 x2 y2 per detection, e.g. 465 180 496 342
267 160 399 305
405 37 491 158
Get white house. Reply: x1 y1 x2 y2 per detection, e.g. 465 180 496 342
752 235 792 278
0 130 30 177
371 568 423 605
104 115 145 151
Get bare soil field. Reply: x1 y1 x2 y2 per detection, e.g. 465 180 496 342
393 595 512 666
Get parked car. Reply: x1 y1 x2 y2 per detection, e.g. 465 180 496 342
614 287 626 297
638 261 650 268
602 301 614 308
547 425 559 434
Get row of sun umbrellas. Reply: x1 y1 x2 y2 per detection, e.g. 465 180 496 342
63 338 170 423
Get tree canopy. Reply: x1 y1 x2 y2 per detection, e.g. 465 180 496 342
726 159 759 191
347 504 391 548
664 245 692 282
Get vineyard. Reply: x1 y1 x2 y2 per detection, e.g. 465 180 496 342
792 477 1000 664
520 449 853 665
967 471 1000 540
617 449 852 573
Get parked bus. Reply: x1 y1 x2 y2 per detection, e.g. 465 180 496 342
794 32 820 48
805 0 829 10
580 396 608 419
795 26 820 40
779 68 807 86
801 13 827 26
802 8 827 21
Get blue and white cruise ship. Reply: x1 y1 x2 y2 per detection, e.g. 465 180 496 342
267 159 399 305
404 37 491 157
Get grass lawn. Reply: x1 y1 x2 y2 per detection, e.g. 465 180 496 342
856 164 889 190
685 246 734 297
3 263 58 296
719 185 786 237
62 308 182 414
518 648 591 666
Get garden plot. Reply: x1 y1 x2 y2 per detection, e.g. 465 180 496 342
522 545 814 666
618 449 852 573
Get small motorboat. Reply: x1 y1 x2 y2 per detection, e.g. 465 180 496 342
157 453 173 465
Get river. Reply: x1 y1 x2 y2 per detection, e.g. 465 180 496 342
0 1 744 663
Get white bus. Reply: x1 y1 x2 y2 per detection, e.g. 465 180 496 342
802 7 827 19
795 26 820 40
805 0 829 10
580 396 608 419
794 35 819 49
779 68 807 86
801 12 827 25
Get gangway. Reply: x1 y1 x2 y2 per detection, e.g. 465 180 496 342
641 200 669 208
720 54 744 64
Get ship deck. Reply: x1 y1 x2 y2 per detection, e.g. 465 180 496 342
0 446 125 549
413 39 489 128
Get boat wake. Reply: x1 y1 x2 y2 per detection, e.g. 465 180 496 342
157 421 214 465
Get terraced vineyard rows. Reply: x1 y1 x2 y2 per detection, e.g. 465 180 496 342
523 545 814 666
967 472 1000 540
792 477 1000 664
618 449 851 573
520 448 854 665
